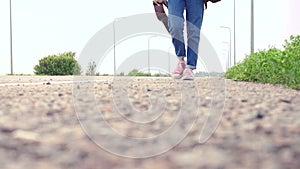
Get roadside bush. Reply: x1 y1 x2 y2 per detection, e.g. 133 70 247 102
153 73 169 77
225 35 300 89
128 69 151 76
34 52 81 75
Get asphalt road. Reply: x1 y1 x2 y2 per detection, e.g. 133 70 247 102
0 76 299 169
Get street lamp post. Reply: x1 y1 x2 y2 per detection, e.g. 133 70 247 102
222 42 230 71
9 0 13 75
113 18 118 76
168 47 172 74
220 26 232 68
113 17 126 76
233 0 236 66
250 0 254 54
148 35 157 74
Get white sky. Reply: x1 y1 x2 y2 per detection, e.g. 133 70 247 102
0 0 299 75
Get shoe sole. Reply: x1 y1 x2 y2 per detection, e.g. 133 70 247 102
182 76 194 80
172 74 183 79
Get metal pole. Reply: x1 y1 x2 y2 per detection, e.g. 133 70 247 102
113 19 116 76
222 42 230 71
220 26 231 68
168 47 172 74
250 0 254 54
233 0 236 66
148 35 157 75
113 17 127 75
10 0 13 74
148 37 150 74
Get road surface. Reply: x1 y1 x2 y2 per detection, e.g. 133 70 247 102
0 76 299 169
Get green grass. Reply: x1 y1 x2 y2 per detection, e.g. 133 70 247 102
225 35 300 90
6 74 33 76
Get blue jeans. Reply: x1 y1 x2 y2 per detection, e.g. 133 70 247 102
168 0 204 69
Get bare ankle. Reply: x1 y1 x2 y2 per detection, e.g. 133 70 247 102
178 58 185 62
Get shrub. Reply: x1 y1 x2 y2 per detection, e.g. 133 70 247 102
128 69 151 76
225 35 300 89
34 52 81 75
153 73 169 77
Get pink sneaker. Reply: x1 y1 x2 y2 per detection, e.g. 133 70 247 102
182 68 195 80
172 61 186 79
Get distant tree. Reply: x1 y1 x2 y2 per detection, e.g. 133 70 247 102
119 72 125 76
86 61 97 76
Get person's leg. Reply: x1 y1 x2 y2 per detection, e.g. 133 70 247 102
182 0 204 80
168 0 186 60
185 0 204 70
168 0 186 78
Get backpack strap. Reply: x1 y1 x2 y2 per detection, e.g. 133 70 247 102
153 0 169 32
204 0 208 9
204 0 221 9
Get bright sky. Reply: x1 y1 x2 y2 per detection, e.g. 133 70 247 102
0 0 299 75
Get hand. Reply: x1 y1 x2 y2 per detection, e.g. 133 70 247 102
155 0 164 3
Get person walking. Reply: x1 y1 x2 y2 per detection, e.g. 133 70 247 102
156 0 204 80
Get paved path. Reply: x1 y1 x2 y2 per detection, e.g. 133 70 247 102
0 76 299 169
